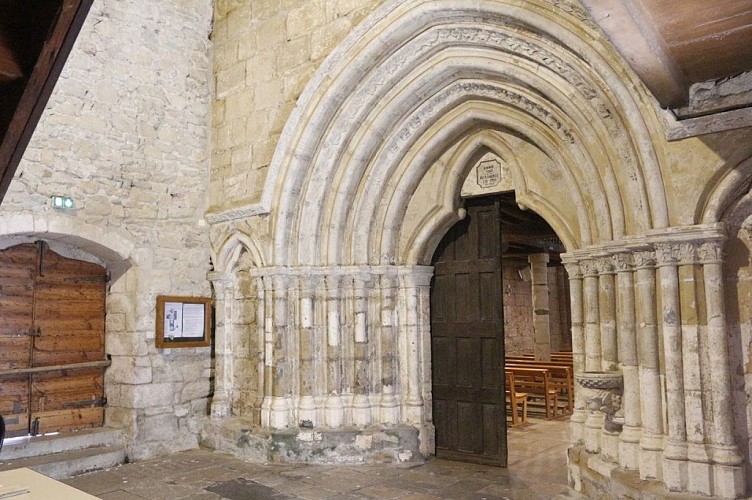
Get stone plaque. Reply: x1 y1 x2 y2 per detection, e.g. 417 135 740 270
477 159 501 188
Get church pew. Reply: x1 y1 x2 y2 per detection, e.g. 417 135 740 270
505 371 528 427
504 362 573 413
503 366 558 419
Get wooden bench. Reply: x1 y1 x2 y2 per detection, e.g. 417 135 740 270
505 370 528 427
503 366 558 419
505 361 573 414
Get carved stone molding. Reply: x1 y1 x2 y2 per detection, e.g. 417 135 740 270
579 258 599 277
631 249 655 269
577 371 624 433
611 253 633 272
698 240 723 263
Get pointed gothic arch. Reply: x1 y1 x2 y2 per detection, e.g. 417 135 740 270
207 1 745 495
263 0 669 269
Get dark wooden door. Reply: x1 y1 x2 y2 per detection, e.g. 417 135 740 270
431 197 506 466
0 242 107 437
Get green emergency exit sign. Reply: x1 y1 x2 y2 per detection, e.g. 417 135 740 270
52 195 75 209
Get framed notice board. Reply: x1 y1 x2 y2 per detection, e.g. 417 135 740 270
156 295 212 348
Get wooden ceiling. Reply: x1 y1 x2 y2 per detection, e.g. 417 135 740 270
0 0 93 203
496 193 564 263
581 0 752 109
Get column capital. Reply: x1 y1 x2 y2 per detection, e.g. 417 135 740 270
633 249 656 269
698 240 724 264
579 258 599 277
611 252 633 272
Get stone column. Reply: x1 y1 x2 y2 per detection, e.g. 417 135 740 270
580 259 602 371
260 275 274 427
208 272 234 420
399 268 429 425
596 256 618 371
298 273 318 425
563 259 586 445
633 250 663 479
529 253 552 361
268 273 291 429
655 243 688 487
379 271 400 424
352 273 372 427
325 274 344 427
613 252 641 470
699 240 745 497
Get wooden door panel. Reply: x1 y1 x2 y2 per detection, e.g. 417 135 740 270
430 198 506 466
0 242 106 436
0 376 29 437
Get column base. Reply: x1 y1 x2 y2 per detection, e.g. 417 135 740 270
618 426 641 470
663 456 689 492
200 416 424 465
713 462 746 498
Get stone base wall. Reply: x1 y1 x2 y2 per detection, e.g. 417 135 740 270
201 417 423 465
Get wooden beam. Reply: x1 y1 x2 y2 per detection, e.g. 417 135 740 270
0 359 110 378
0 0 93 204
580 0 688 107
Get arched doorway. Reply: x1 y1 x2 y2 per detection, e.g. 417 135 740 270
0 241 108 437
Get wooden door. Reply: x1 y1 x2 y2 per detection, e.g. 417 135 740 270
0 242 107 437
430 197 506 466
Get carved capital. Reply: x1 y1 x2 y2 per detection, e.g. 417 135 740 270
654 243 679 266
633 250 656 269
698 241 724 263
579 258 599 277
596 256 615 274
563 261 582 280
611 253 633 272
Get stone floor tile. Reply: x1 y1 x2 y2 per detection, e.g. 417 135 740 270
97 491 150 500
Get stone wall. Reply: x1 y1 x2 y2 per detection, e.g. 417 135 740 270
209 0 382 217
0 0 214 460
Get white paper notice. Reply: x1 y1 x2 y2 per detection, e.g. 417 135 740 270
181 303 205 338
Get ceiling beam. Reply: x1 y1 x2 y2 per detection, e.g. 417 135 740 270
580 0 688 107
0 0 93 204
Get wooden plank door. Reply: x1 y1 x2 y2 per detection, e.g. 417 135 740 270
0 244 37 437
0 242 107 436
430 197 506 466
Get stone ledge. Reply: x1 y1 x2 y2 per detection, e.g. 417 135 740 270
200 417 423 465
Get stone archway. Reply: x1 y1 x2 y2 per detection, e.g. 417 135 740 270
206 0 745 496
0 213 136 441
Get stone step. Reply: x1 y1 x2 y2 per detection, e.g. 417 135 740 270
0 427 124 460
0 427 127 480
0 444 126 480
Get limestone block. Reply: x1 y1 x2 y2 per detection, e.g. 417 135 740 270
107 356 153 385
129 382 178 408
138 413 179 442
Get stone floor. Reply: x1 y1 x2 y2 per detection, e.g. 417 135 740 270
64 418 580 499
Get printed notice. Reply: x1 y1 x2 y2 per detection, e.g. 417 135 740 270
164 302 205 339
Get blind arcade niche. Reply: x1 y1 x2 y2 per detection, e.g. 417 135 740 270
156 295 212 348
